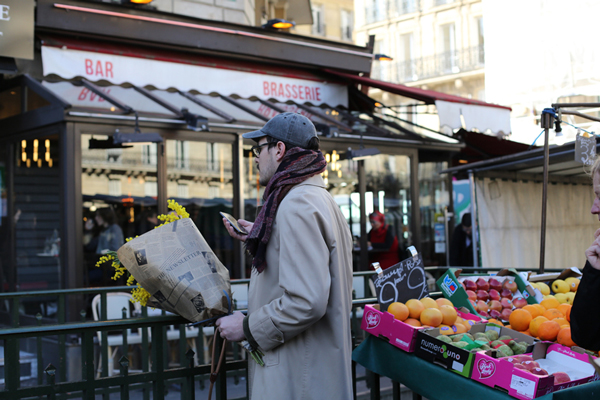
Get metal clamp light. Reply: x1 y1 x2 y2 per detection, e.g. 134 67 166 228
262 19 296 29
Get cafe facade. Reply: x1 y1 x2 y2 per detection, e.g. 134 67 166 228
0 0 511 318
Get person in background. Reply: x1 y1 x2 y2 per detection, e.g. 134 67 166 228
449 212 474 267
136 209 159 236
215 112 354 400
95 207 124 254
367 210 400 270
571 156 600 351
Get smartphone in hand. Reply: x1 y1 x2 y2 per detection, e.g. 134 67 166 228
220 212 249 235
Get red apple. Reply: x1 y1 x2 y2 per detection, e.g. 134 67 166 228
477 290 490 302
514 364 527 370
513 297 528 309
529 367 548 376
505 357 521 364
489 277 503 292
489 289 501 301
476 277 490 292
479 310 490 318
461 281 467 291
469 299 477 308
501 298 513 309
464 279 477 291
552 372 571 384
503 279 518 293
489 309 502 319
500 308 512 321
500 288 513 299
476 300 489 313
521 360 540 370
516 355 534 363
488 300 502 312
466 290 477 301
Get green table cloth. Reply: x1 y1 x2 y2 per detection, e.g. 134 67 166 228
352 335 600 400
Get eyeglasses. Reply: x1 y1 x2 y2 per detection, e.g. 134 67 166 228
250 142 270 157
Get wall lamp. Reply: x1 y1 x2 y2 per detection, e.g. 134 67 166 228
121 0 154 4
262 19 295 29
373 54 393 61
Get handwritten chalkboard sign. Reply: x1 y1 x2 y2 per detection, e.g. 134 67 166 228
373 247 429 312
575 133 596 166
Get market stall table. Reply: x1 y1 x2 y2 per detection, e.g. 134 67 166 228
353 335 600 400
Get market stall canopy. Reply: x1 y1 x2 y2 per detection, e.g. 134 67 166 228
451 129 531 167
324 69 512 136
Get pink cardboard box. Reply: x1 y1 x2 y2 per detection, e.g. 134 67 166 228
361 304 423 352
471 341 598 399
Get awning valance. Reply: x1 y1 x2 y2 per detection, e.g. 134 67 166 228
41 37 349 107
324 69 512 136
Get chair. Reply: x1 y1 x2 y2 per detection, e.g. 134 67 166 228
91 293 143 377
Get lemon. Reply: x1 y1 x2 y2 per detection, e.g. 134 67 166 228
564 277 580 292
551 279 570 294
537 282 551 296
554 293 569 304
565 292 575 305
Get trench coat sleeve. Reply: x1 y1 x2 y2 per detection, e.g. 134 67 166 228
246 194 331 352
571 261 600 351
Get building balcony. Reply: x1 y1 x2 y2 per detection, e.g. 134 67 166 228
371 45 485 84
364 0 457 25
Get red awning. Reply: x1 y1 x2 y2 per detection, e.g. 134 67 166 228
324 69 511 110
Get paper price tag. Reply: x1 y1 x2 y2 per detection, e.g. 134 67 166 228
510 375 535 398
575 132 596 165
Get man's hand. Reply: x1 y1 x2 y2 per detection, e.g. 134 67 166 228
215 311 246 342
222 218 253 242
585 228 600 270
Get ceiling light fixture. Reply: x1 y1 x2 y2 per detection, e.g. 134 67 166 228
262 19 296 30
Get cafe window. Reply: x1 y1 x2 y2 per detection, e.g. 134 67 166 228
419 161 449 266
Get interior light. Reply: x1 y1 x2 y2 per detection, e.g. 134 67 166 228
458 159 468 164
262 19 296 30
374 102 383 107
373 54 393 61
48 159 53 167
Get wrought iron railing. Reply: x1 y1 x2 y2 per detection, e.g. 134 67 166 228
364 0 456 25
371 45 485 84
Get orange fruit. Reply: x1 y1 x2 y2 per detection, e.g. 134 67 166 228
557 327 576 347
505 324 512 330
523 305 542 319
435 298 453 308
543 308 564 320
453 323 468 334
488 318 504 327
439 305 458 326
553 318 569 328
420 308 443 327
455 316 464 326
557 304 572 319
420 297 439 309
406 299 425 319
438 324 454 335
404 318 422 327
538 320 561 341
529 316 549 337
533 304 546 315
540 297 560 310
509 309 533 331
521 329 532 336
387 302 409 321
566 305 571 322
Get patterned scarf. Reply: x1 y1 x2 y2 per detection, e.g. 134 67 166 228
245 147 327 273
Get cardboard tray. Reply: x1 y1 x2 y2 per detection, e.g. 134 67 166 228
472 341 598 400
437 269 539 318
528 267 582 283
415 323 535 379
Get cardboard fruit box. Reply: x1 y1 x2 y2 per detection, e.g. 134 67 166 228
472 342 598 400
437 268 538 318
415 323 534 379
360 304 485 353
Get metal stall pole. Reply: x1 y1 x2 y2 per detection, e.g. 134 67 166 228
468 170 479 267
539 109 554 274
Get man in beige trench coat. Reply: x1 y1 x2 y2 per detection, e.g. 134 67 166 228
216 112 354 399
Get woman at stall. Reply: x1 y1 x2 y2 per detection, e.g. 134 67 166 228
571 156 600 351
367 210 401 270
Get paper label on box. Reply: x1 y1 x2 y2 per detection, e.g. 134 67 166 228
452 360 464 372
395 338 409 347
441 274 458 296
510 375 535 398
364 309 381 330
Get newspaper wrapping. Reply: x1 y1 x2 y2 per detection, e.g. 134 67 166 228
117 218 231 323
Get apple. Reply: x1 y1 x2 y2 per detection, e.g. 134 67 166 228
489 289 501 301
503 279 518 293
476 300 489 313
477 290 490 302
489 309 502 319
500 308 512 321
489 277 503 292
461 281 466 291
488 300 502 312
464 279 477 291
476 277 490 292
466 290 477 301
516 355 534 363
505 357 520 364
501 298 513 309
500 288 513 299
513 297 528 309
529 367 548 376
521 360 540 370
513 364 527 370
469 299 477 308
478 310 490 318
552 372 571 384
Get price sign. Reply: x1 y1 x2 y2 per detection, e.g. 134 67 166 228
373 246 429 312
575 133 596 165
